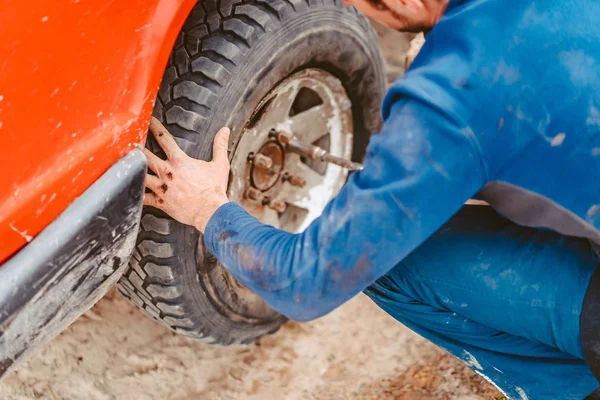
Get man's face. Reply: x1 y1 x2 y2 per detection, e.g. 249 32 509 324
343 0 449 32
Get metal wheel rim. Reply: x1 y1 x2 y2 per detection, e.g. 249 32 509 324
201 69 353 321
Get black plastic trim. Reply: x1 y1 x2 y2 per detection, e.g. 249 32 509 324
0 148 146 378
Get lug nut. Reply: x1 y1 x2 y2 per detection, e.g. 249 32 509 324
267 199 287 213
282 173 306 188
245 187 263 202
288 175 306 188
276 130 293 146
253 153 273 170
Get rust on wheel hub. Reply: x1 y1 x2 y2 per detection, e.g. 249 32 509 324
250 142 284 191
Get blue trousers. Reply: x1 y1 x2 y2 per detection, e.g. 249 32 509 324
365 206 600 399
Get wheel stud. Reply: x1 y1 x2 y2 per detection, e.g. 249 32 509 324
282 172 306 188
267 198 287 213
276 130 293 145
253 153 274 170
245 187 263 202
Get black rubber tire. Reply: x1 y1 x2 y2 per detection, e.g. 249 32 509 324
118 0 385 344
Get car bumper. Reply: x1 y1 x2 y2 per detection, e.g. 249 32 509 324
0 148 146 378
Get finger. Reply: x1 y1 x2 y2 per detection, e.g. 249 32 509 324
383 0 421 15
144 147 165 174
149 116 183 160
143 192 165 209
212 127 230 169
402 0 424 11
145 173 163 193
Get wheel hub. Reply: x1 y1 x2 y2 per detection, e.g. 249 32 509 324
229 68 354 233
250 141 285 192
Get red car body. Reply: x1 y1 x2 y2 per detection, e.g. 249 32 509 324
0 0 197 263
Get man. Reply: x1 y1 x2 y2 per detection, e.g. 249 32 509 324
143 0 600 398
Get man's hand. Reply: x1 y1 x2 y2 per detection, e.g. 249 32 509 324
143 117 231 233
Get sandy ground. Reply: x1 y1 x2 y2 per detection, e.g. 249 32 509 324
2 291 501 400
1 24 503 400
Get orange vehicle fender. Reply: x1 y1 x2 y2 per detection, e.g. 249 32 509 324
0 0 198 263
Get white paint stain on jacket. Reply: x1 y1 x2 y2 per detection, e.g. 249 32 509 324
461 350 483 370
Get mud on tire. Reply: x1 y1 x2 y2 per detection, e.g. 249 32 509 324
118 0 385 344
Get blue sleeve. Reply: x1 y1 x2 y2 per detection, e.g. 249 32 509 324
204 96 486 321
